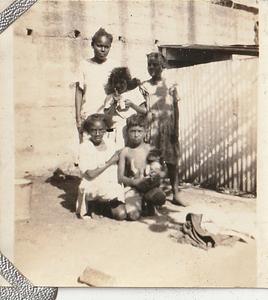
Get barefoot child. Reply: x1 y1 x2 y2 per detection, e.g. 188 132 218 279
76 114 126 220
104 67 147 148
118 114 166 220
141 52 187 206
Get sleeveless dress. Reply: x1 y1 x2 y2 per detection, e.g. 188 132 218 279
141 75 178 165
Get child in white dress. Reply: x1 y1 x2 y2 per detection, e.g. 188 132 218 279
104 67 147 148
76 114 125 220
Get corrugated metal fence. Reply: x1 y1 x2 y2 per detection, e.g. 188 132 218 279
176 57 257 193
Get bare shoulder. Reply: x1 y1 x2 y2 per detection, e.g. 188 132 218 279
120 147 129 157
144 143 152 152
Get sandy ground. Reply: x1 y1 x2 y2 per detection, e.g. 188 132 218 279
14 175 256 287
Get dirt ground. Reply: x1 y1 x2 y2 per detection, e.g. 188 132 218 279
14 175 256 287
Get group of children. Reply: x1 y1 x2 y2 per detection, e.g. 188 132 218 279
76 113 166 221
75 28 185 221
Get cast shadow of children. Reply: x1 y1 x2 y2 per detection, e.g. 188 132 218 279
45 168 81 213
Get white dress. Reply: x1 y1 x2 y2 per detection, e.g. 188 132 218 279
76 137 125 216
78 58 120 119
75 58 121 161
104 88 146 148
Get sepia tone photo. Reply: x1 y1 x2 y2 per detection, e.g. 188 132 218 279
0 0 260 288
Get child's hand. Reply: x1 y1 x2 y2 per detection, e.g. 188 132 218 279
124 99 133 109
169 86 180 101
114 88 119 97
107 150 120 165
132 177 145 187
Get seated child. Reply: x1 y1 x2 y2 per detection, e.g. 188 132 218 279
76 114 126 221
104 67 147 148
145 149 163 177
135 148 166 193
118 114 166 220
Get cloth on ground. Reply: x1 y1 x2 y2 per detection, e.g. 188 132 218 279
174 213 247 250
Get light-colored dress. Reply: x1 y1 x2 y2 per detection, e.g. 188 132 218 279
104 88 146 148
141 74 178 165
76 137 125 216
78 58 120 119
75 58 121 160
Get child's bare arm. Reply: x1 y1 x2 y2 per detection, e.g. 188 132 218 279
125 100 147 115
84 151 120 180
104 95 117 117
75 83 83 129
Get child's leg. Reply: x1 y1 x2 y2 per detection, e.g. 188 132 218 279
109 198 127 221
87 199 98 218
143 187 166 216
125 193 142 221
166 163 187 206
76 189 86 217
76 189 98 218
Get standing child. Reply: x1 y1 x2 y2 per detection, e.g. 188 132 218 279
76 114 126 221
104 67 147 148
75 28 120 142
141 52 187 206
118 114 166 220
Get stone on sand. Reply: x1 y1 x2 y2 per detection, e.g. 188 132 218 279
78 266 116 287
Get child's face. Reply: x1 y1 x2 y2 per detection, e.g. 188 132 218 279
92 35 111 62
88 120 106 145
114 79 127 94
127 126 145 146
147 59 163 78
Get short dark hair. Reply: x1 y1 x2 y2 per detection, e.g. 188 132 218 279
147 149 161 160
91 28 113 47
147 52 167 69
83 113 113 133
126 114 147 130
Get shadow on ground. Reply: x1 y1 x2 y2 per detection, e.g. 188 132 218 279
45 168 81 213
139 204 184 233
45 169 186 231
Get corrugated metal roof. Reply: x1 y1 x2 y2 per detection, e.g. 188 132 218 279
233 0 258 9
158 44 258 68
159 44 259 56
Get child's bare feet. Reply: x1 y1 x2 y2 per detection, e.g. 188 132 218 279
91 213 104 219
171 193 187 207
76 213 83 219
76 213 93 220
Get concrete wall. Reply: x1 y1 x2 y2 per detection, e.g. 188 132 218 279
12 0 258 176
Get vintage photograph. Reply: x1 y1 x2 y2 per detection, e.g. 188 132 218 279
1 0 259 288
